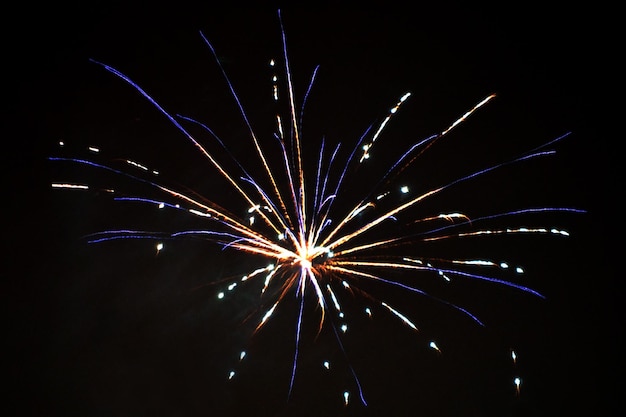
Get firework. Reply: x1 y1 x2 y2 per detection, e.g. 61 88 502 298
50 10 584 408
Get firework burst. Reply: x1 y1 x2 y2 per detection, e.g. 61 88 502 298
50 10 584 408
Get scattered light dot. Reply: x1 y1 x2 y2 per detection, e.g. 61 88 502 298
158 202 165 209
228 371 235 380
365 307 372 317
500 262 509 269
156 242 164 252
400 185 409 194
239 351 246 360
323 361 330 369
217 292 225 299
343 391 350 405
341 324 348 333
515 266 524 274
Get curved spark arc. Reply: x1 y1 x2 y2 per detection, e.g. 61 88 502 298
49 10 586 409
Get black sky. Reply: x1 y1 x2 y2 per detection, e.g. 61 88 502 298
9 3 617 417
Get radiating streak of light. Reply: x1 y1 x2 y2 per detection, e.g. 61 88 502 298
451 260 497 266
424 226 571 241
382 302 418 331
440 94 496 137
126 159 148 171
189 209 211 217
256 301 279 332
51 183 89 190
327 284 342 313
359 92 411 162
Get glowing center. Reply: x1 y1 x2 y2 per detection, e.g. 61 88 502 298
295 244 331 269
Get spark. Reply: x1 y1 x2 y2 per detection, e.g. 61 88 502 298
126 159 149 171
51 183 89 190
382 302 418 331
50 9 584 410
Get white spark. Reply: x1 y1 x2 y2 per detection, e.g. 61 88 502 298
382 302 418 331
51 183 89 190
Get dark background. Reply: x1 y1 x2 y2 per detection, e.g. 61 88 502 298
8 3 616 417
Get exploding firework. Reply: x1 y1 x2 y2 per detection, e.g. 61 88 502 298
50 10 584 409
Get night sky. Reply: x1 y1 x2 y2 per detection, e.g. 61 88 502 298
9 3 616 417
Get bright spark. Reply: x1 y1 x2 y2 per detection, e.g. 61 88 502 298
51 183 89 190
